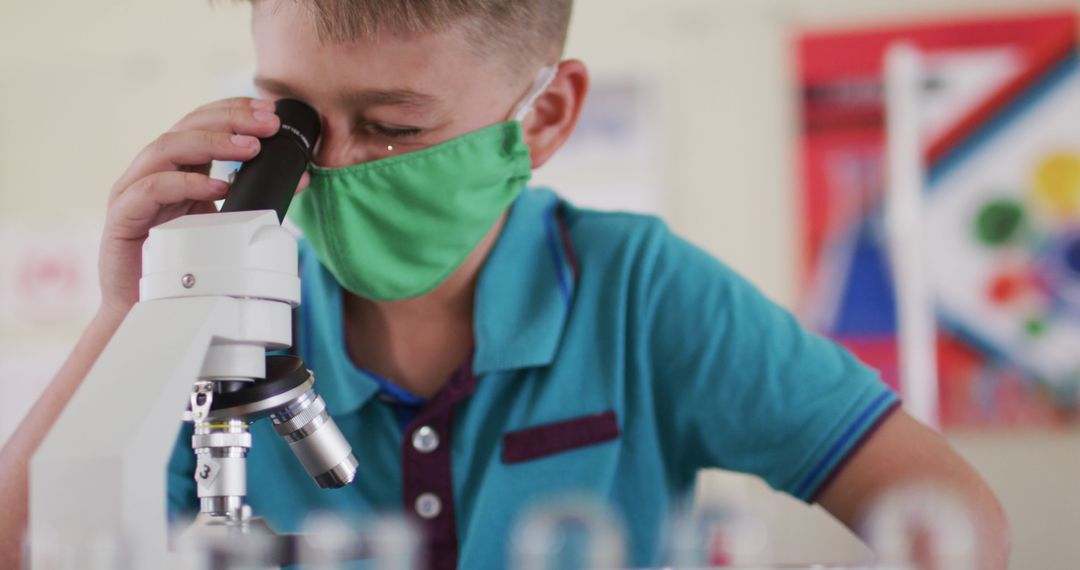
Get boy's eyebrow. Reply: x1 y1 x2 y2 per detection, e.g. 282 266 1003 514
254 76 437 108
254 76 305 99
340 87 437 108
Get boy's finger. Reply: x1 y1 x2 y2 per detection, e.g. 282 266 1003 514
191 96 275 114
170 104 281 138
114 131 260 196
110 171 228 232
116 170 227 216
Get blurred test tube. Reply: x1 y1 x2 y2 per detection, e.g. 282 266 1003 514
25 525 134 570
666 498 770 567
510 496 626 570
299 512 419 570
862 485 977 570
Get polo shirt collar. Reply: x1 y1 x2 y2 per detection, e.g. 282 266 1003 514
473 187 576 374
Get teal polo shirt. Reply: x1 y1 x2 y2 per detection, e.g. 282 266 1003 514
168 187 898 568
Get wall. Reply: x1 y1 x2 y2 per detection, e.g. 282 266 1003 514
2 0 1078 567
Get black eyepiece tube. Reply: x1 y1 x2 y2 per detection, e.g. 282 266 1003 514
220 98 321 223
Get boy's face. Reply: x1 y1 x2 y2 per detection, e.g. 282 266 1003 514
251 0 533 168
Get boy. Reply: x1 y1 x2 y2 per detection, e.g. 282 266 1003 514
0 1 1008 568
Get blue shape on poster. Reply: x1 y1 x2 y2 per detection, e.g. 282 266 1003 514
830 216 898 336
1064 236 1080 277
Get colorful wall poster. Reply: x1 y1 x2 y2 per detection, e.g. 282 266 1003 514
796 10 1078 428
926 54 1080 427
0 220 100 329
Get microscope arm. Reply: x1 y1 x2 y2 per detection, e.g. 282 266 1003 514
30 210 294 569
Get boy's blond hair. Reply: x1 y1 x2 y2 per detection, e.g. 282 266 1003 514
249 0 573 72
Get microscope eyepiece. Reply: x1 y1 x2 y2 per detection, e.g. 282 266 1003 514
219 98 322 223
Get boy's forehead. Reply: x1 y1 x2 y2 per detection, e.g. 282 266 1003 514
251 0 516 104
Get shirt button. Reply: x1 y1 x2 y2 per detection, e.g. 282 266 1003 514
411 425 440 453
415 492 442 519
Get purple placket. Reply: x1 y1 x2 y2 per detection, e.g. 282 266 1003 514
401 357 477 570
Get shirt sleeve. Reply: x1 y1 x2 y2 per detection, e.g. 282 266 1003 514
641 222 899 501
166 423 198 523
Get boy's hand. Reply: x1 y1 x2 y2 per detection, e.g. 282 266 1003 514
98 97 282 319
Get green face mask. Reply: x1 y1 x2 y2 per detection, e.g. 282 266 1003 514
288 121 533 301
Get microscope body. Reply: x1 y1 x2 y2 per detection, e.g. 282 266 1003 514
30 210 304 568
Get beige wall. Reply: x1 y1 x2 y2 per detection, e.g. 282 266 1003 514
3 0 1079 567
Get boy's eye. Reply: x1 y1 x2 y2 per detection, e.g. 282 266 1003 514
362 122 423 140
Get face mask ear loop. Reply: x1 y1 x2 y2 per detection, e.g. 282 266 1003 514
510 64 560 122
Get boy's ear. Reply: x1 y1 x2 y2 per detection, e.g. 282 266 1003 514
521 59 589 169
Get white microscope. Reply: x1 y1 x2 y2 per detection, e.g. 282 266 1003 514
29 99 368 569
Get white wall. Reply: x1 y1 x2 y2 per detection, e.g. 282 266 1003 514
2 0 1079 567
0 1 256 439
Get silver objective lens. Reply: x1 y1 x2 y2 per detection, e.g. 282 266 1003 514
269 388 358 488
